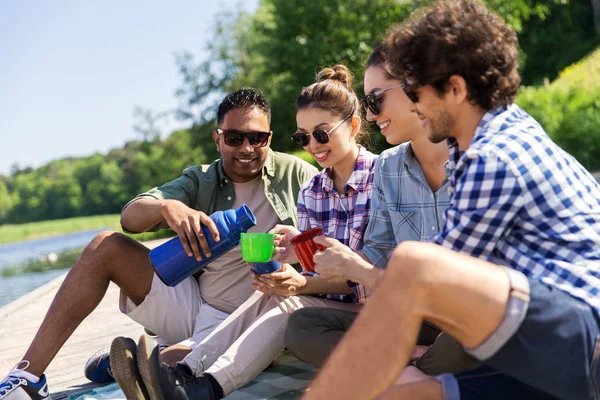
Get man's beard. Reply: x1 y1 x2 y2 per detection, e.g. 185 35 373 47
428 110 455 144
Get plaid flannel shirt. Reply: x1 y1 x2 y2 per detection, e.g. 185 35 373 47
433 104 600 314
297 145 377 304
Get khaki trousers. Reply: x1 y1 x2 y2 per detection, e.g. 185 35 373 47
182 291 361 396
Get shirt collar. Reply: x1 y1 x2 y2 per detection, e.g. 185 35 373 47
322 145 372 195
445 105 510 171
402 143 424 177
471 105 510 145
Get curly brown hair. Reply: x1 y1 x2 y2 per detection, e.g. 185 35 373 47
384 0 520 110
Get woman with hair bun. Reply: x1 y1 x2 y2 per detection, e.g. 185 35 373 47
132 65 378 399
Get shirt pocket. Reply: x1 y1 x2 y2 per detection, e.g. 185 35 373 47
348 215 369 251
388 208 423 243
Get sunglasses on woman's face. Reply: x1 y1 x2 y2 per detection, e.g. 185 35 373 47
291 114 352 147
215 128 272 148
361 83 404 115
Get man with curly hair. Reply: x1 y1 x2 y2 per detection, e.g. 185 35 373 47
304 1 600 399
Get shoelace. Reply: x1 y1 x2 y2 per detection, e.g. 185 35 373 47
0 361 30 396
168 364 198 385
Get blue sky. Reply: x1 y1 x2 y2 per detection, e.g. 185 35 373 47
0 0 259 176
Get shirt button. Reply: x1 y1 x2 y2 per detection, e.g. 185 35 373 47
227 196 232 201
224 179 228 183
431 226 436 231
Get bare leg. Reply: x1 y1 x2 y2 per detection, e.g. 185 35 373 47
378 380 443 400
304 241 511 399
21 231 155 376
395 366 430 385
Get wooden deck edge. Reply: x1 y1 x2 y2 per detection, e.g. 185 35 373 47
0 272 67 320
0 237 169 321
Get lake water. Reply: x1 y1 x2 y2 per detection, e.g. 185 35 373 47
0 229 107 307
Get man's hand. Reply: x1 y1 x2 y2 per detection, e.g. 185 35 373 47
269 224 301 264
251 264 307 296
160 199 220 260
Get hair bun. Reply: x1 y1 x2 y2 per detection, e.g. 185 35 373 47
316 64 354 89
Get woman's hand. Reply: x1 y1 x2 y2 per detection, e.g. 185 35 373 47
312 236 372 284
250 264 307 296
269 224 301 264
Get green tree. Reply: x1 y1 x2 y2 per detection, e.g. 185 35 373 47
172 0 598 157
0 180 13 223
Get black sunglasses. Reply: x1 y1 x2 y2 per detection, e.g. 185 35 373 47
291 115 352 147
403 74 452 104
361 84 404 115
215 128 272 148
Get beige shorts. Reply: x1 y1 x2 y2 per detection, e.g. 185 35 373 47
120 274 230 348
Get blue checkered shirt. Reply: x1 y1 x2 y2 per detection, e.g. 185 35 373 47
433 104 600 314
297 145 378 304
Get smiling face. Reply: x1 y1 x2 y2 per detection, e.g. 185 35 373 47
295 107 358 169
363 66 424 145
213 107 271 183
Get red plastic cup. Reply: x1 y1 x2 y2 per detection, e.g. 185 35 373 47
290 228 326 272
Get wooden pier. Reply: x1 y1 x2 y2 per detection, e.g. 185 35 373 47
0 239 168 399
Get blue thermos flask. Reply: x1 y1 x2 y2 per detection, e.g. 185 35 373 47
150 204 256 286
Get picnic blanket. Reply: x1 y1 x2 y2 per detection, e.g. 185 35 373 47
68 351 317 400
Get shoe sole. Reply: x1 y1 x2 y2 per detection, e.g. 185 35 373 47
110 336 149 400
137 334 164 400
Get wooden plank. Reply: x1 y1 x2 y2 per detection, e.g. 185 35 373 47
0 238 169 399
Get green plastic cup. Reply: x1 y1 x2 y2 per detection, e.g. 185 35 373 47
240 233 276 262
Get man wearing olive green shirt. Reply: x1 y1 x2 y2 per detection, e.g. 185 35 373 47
2 87 317 400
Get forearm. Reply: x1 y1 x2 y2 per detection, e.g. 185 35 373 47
120 198 170 233
299 276 353 296
352 255 386 291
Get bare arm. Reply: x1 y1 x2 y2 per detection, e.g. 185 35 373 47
300 275 353 295
120 198 169 234
346 253 385 291
121 198 220 260
313 236 385 292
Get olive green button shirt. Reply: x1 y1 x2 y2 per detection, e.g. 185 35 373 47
123 149 318 232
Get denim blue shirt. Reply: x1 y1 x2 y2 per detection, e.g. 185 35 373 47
362 143 450 268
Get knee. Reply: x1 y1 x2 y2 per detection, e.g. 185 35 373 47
84 231 131 260
91 230 127 248
284 308 319 351
386 241 440 291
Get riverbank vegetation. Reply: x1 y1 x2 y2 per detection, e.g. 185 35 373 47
0 214 174 245
1 247 83 277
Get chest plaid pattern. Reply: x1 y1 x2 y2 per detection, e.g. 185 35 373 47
434 104 600 314
298 145 377 304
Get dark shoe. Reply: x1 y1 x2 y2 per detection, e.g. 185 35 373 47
110 336 150 400
84 346 114 383
137 334 216 400
0 361 50 399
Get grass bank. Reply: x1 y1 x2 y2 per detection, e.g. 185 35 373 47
0 214 174 245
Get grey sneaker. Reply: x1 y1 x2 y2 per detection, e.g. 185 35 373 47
110 336 149 400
